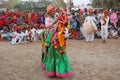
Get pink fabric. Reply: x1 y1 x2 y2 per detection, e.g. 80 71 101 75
4 16 9 25
80 9 85 13
45 17 57 30
110 13 118 28
68 15 72 20
45 72 73 77
110 13 118 23
41 64 46 69
45 17 53 28
56 72 73 77
45 72 55 77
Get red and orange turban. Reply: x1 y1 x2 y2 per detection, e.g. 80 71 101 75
47 4 56 13
16 26 21 32
103 9 109 14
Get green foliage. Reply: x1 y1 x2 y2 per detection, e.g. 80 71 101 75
91 0 120 8
14 1 53 12
14 0 67 11
14 2 36 11
52 0 67 8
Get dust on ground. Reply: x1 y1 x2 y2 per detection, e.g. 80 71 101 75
0 39 120 80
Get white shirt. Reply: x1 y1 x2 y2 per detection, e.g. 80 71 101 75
100 16 109 28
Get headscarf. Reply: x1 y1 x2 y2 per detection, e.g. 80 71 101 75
80 9 85 13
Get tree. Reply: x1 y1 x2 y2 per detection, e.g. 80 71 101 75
14 0 67 12
52 0 67 8
14 0 52 12
9 0 19 8
14 2 36 11
91 0 120 8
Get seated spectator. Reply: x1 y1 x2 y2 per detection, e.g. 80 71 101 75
1 30 6 40
109 28 118 39
6 30 12 41
70 16 77 29
95 27 101 39
11 30 17 44
39 16 45 25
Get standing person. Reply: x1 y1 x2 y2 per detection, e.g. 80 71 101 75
110 10 118 29
41 5 57 69
41 5 73 77
100 9 109 43
79 9 86 27
70 16 77 29
79 9 86 39
98 9 104 20
70 16 78 39
83 9 97 42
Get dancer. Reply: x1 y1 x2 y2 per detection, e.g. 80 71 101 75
83 9 97 42
41 5 73 77
41 4 56 69
100 9 109 43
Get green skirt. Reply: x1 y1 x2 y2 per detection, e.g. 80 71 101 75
41 49 47 69
45 45 73 77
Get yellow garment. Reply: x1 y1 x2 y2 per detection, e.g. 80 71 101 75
67 24 71 30
57 13 68 47
41 35 45 50
58 31 65 47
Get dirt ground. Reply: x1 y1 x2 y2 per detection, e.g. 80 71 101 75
0 39 120 80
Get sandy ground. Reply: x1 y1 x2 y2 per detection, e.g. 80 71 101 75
0 39 120 80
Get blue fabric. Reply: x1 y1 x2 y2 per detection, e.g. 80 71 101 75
17 16 22 23
72 22 77 29
70 18 77 29
6 32 11 40
39 20 45 24
75 16 80 28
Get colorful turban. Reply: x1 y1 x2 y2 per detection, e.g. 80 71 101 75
47 4 56 13
103 9 109 14
16 26 21 32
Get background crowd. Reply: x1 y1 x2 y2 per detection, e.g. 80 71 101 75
0 8 120 44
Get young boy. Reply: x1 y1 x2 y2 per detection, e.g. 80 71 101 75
1 30 6 40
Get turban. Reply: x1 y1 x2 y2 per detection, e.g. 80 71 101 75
47 4 56 13
103 9 109 14
80 9 85 13
88 9 94 13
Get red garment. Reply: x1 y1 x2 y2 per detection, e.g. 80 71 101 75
34 24 39 29
0 19 4 27
57 13 68 30
31 14 35 22
16 26 21 33
72 30 78 39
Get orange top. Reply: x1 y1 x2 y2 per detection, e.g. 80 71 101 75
57 13 68 47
